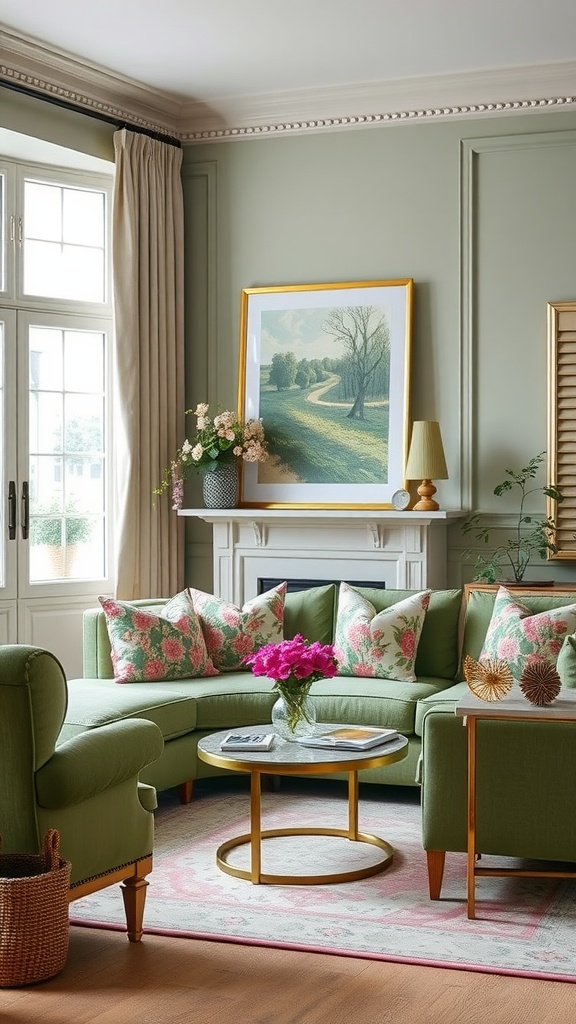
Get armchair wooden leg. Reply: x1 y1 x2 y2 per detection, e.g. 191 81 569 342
178 780 193 804
121 867 150 942
426 850 446 900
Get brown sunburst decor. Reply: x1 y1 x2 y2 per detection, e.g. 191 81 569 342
463 655 514 701
519 660 562 706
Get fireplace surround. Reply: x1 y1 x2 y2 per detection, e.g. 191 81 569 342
179 508 462 605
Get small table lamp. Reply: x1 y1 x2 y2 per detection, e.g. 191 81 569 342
404 420 448 511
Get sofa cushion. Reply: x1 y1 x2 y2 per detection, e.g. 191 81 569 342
415 680 469 735
556 635 576 688
310 677 448 735
189 582 286 671
334 583 430 682
100 591 218 683
479 586 576 680
283 584 336 645
461 587 576 667
350 587 462 681
61 678 199 742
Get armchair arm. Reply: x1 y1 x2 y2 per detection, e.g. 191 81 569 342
36 718 164 809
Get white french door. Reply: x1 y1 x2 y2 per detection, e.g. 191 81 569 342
0 155 114 675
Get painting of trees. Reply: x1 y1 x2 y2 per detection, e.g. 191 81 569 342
238 280 412 506
322 306 390 420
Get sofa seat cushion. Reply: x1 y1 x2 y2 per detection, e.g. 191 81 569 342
309 677 450 735
62 678 199 742
414 680 469 735
176 672 278 729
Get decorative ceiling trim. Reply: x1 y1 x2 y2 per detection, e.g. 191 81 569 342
179 96 576 144
2 27 576 144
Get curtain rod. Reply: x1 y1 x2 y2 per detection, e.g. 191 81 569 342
1 79 182 148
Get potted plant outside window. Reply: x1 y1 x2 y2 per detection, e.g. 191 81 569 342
30 500 93 577
461 451 564 585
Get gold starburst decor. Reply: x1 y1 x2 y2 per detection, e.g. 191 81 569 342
463 655 514 702
519 660 562 706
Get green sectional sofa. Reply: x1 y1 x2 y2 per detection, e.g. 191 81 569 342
60 580 576 902
62 583 464 799
419 583 576 899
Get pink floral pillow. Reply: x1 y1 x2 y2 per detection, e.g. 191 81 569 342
334 583 431 682
479 586 576 680
100 591 218 683
189 582 287 671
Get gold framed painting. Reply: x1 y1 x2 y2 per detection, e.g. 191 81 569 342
237 279 413 509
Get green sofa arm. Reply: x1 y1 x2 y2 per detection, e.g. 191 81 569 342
420 705 576 862
36 718 164 809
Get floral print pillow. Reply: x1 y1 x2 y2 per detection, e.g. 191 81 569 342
479 586 576 680
334 583 431 682
100 590 218 683
189 582 287 671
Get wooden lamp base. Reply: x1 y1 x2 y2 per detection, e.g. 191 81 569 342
412 479 440 512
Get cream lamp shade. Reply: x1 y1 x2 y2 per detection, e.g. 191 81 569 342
404 420 449 511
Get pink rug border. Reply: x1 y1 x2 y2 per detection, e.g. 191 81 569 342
70 918 576 985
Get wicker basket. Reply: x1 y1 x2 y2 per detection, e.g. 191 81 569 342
0 829 71 987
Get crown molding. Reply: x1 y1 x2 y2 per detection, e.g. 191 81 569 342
2 27 576 144
1 27 184 137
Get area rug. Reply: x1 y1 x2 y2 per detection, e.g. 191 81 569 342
70 778 576 982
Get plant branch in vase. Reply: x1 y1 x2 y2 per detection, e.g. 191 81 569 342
461 451 563 585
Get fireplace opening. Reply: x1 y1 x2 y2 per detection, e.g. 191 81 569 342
257 578 387 595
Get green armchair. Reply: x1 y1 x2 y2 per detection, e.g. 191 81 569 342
0 645 164 941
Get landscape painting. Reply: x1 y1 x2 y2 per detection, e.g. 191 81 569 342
238 280 413 508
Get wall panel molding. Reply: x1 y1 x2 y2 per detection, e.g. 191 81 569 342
181 161 219 402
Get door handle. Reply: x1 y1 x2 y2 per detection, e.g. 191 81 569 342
21 481 29 540
8 480 16 540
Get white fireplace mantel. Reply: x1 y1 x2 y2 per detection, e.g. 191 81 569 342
179 508 464 604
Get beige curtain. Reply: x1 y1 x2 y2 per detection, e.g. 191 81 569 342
112 128 185 599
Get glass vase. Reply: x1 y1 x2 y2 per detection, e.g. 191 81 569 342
271 684 317 741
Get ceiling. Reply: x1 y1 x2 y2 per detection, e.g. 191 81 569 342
3 1 576 139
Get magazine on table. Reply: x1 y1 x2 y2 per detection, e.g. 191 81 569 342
220 732 276 751
296 725 400 751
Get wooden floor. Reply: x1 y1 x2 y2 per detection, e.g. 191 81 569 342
1 925 575 1024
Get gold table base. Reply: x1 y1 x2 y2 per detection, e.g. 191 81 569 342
217 768 395 885
216 825 394 885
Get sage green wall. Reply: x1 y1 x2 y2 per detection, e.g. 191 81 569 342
1 88 115 160
5 85 576 589
182 110 576 587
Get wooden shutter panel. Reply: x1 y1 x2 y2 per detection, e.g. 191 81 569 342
548 302 576 559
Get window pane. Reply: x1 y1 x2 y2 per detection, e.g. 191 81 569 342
64 331 104 392
28 325 107 583
63 189 104 246
25 182 61 241
29 327 64 391
24 240 105 303
23 179 107 304
0 173 5 293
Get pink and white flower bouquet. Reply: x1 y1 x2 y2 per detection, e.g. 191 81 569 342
155 402 268 509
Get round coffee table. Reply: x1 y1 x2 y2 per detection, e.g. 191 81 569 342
197 726 409 885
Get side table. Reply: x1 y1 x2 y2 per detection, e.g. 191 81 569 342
456 685 576 919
